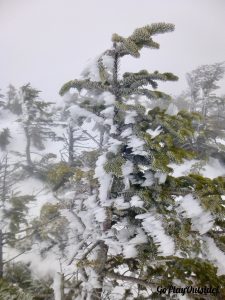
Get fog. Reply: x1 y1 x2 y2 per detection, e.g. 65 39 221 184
0 0 225 101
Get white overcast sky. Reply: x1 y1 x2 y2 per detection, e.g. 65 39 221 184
0 0 225 101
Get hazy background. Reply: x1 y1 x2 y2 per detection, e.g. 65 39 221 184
0 0 225 101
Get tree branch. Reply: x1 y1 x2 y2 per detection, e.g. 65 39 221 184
80 240 101 261
106 271 158 288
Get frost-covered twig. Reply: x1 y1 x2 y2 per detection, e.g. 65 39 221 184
82 129 102 148
80 240 101 261
3 249 27 265
54 193 86 230
106 271 158 288
68 239 89 265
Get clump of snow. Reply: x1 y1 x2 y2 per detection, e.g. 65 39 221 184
130 195 144 208
95 153 112 203
204 237 225 275
176 194 214 234
94 207 107 222
122 161 133 189
110 286 126 300
123 244 137 258
216 138 225 146
121 127 132 138
108 137 122 153
100 106 114 118
100 91 115 106
146 126 162 138
141 171 154 187
123 228 147 258
124 111 137 124
127 135 146 155
102 54 114 72
166 103 178 116
114 197 130 210
116 229 131 244
81 54 114 84
122 161 133 176
155 172 167 184
201 158 225 178
109 124 118 134
136 213 175 256
170 158 225 179
169 160 197 177
100 105 116 133
81 55 102 81
106 240 123 256
111 220 128 232
84 269 101 294
69 104 103 124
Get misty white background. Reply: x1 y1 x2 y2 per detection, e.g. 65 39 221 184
0 0 225 102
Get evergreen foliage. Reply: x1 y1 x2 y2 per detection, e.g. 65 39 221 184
47 162 75 190
19 83 56 168
180 63 225 161
0 23 225 300
3 194 35 245
0 278 33 300
0 90 5 109
0 155 11 204
59 23 225 298
6 84 22 115
0 128 11 151
31 203 69 254
4 262 54 299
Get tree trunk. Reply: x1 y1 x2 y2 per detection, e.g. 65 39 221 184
24 125 33 169
99 130 104 150
68 125 74 166
60 273 65 300
2 155 8 204
0 229 3 278
91 241 108 300
112 50 120 101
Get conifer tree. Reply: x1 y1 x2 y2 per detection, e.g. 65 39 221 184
0 278 33 300
60 23 225 299
0 154 57 299
185 63 225 161
0 154 35 285
0 155 13 206
3 262 54 299
0 90 4 109
6 84 22 115
0 128 11 151
186 62 225 117
59 120 91 166
19 83 55 170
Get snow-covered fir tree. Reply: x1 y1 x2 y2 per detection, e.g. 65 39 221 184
0 23 225 300
0 154 42 300
0 128 11 151
58 23 225 299
6 84 22 115
0 90 5 109
19 83 56 170
183 63 225 164
186 62 225 116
